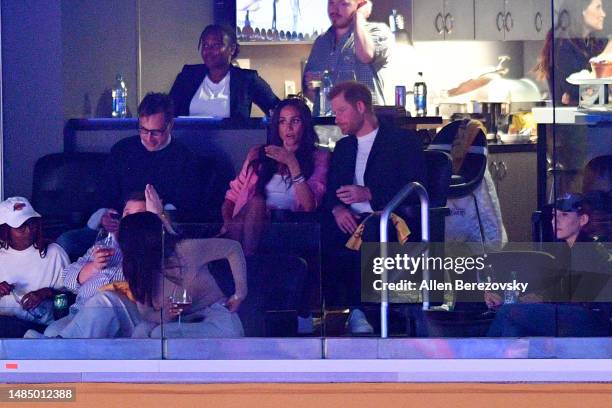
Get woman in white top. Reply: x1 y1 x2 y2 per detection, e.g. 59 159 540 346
221 98 330 255
169 24 279 119
0 197 69 337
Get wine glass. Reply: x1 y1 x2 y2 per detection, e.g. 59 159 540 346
94 228 114 251
478 261 497 315
170 286 192 328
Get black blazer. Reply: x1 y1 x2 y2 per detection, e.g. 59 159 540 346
169 64 280 120
324 123 427 212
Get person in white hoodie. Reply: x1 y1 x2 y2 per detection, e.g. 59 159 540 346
0 197 69 337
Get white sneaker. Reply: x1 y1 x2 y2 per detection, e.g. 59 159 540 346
346 309 374 334
297 315 314 334
23 329 46 339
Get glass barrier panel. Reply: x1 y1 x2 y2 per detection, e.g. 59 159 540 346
159 221 322 359
0 220 162 359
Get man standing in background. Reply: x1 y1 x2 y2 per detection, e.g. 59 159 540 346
302 0 393 109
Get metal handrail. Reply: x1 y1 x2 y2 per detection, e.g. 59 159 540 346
379 182 429 338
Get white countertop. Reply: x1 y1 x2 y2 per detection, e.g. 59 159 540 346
532 107 612 125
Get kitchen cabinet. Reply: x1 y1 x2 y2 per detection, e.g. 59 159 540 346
475 0 551 41
374 0 551 42
412 0 475 41
488 149 537 241
508 0 550 41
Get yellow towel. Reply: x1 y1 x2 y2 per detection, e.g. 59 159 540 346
451 119 487 174
346 212 411 251
99 281 136 303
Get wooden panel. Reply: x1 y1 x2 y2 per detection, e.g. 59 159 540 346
34 383 612 408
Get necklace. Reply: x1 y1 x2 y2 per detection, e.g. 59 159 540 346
204 75 227 98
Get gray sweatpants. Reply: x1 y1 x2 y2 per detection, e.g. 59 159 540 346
133 302 244 338
44 291 141 338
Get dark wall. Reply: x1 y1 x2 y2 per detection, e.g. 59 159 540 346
1 0 64 199
1 0 215 198
61 0 138 119
139 0 213 98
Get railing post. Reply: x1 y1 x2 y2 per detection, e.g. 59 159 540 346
379 182 429 338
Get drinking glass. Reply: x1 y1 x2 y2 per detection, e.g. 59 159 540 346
170 286 192 328
478 263 497 315
94 228 113 251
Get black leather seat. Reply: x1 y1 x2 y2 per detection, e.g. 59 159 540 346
399 149 452 243
32 152 108 238
195 153 235 224
423 149 452 242
32 151 235 239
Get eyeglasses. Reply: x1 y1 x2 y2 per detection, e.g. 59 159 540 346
139 124 168 137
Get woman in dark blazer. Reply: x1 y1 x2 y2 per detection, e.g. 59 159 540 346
169 24 279 120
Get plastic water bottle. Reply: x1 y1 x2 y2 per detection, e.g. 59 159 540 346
414 72 427 117
389 9 398 33
503 271 519 304
112 74 128 118
320 70 333 116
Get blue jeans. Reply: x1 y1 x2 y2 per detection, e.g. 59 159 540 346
488 303 609 337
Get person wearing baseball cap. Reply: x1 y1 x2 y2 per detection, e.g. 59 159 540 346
552 193 591 247
488 192 611 337
0 197 69 337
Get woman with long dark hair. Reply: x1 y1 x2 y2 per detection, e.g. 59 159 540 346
221 98 330 255
169 24 279 119
534 0 611 105
119 212 247 338
0 197 69 337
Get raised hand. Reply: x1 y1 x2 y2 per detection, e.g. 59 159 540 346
145 184 164 215
264 145 298 167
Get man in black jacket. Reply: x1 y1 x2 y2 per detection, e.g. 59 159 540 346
97 93 204 222
57 93 206 260
323 81 426 334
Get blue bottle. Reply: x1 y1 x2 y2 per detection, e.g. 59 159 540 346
414 72 427 117
320 70 333 116
112 74 128 118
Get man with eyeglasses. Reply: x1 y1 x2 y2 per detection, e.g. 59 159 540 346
57 93 204 260
96 92 203 222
